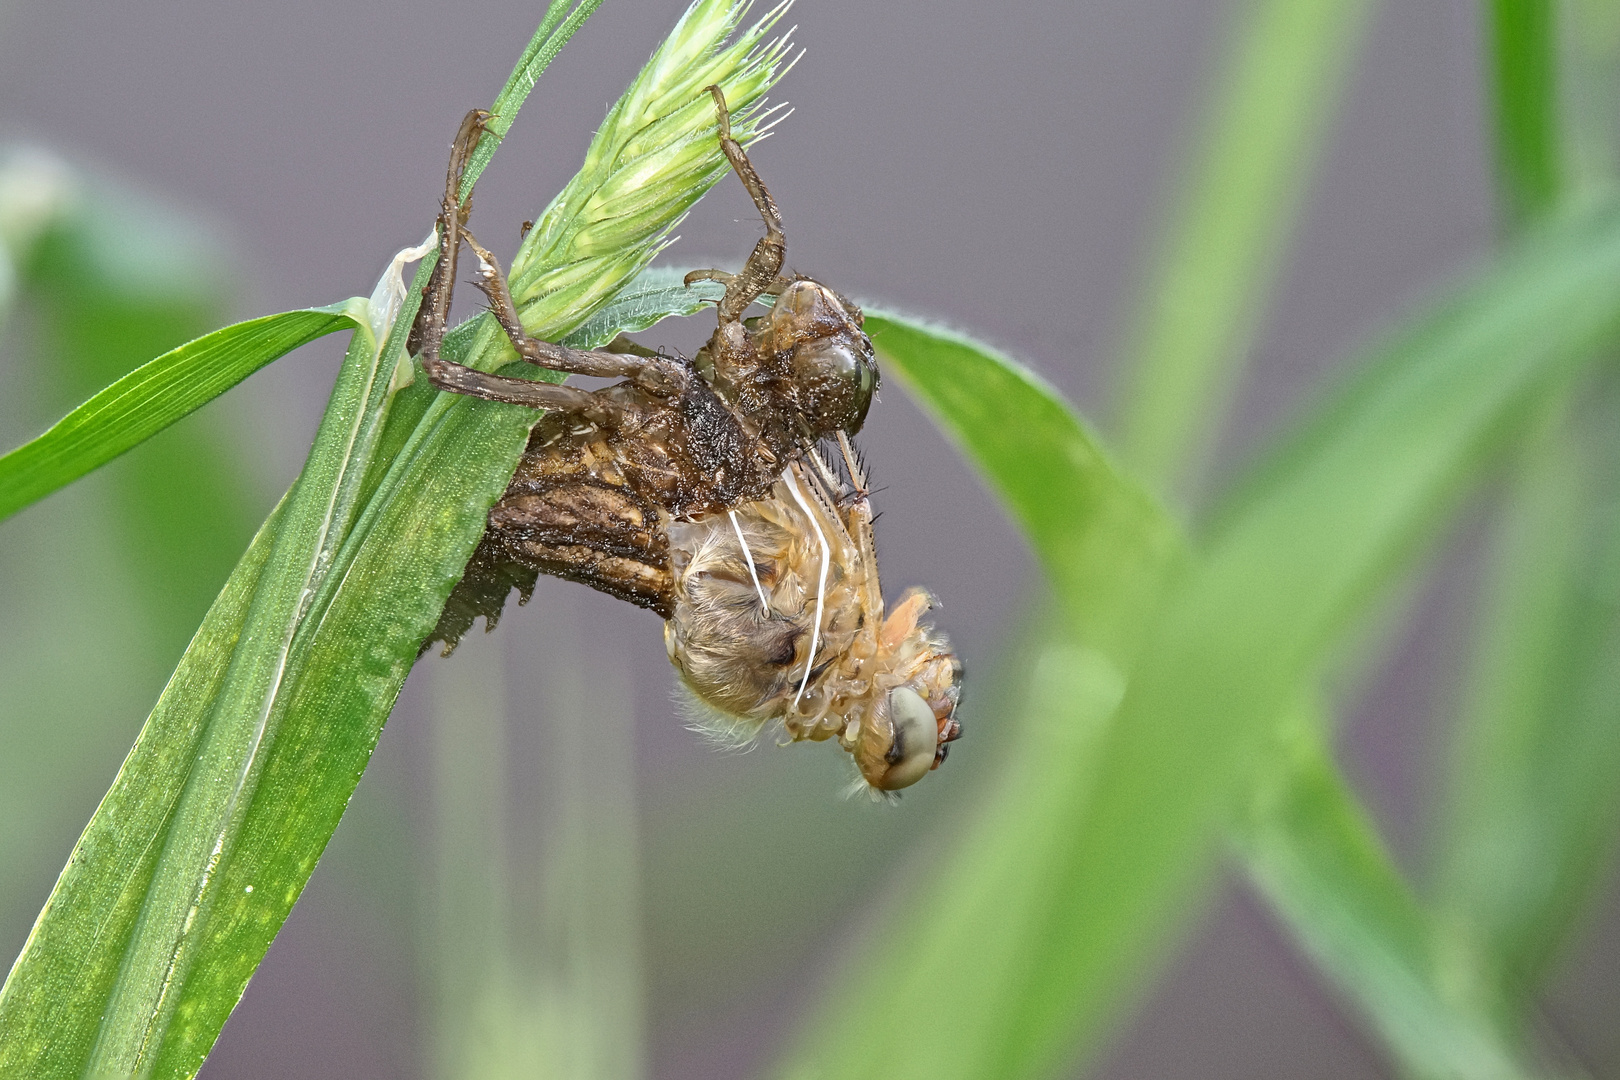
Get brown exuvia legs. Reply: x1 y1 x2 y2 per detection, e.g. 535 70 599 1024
412 85 784 419
684 84 787 322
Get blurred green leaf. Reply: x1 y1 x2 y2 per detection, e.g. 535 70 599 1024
1437 376 1620 1012
1065 200 1620 1078
1240 705 1531 1080
863 313 1181 659
426 608 644 1080
1090 0 1535 1068
21 193 261 655
1113 0 1378 497
1563 0 1620 195
428 634 521 1080
0 304 365 523
782 195 1620 1077
1430 0 1620 1036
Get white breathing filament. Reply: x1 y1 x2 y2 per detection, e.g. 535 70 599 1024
729 509 771 614
784 470 829 713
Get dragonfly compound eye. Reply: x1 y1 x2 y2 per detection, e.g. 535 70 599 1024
767 280 878 436
876 685 941 791
787 334 877 435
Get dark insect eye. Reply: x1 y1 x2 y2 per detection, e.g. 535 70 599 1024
789 334 878 435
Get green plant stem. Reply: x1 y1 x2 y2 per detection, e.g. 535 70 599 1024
1238 705 1529 1080
1114 0 1378 499
1488 0 1565 229
429 633 516 1080
460 0 606 202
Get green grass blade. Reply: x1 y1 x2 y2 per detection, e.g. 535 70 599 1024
0 305 364 523
861 312 1181 659
1113 0 1378 497
139 268 729 1076
1039 200 1620 1078
0 495 288 1077
1488 0 1565 227
84 309 390 1076
143 386 540 1080
1239 707 1531 1080
1429 0 1620 1027
1436 378 1620 1009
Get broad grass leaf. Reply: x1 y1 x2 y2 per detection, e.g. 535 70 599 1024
0 305 365 523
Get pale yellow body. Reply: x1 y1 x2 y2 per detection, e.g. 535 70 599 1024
664 450 960 791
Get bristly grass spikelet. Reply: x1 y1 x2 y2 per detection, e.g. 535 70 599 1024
503 0 799 335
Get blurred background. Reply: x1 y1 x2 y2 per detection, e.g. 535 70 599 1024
0 0 1614 1077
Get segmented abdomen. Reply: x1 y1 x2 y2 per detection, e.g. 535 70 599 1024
428 409 677 651
428 374 774 652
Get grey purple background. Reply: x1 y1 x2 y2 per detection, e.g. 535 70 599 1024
0 0 1616 1077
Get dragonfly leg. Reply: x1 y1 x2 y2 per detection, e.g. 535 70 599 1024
461 229 686 397
408 108 489 361
409 110 666 421
701 85 786 323
422 357 635 427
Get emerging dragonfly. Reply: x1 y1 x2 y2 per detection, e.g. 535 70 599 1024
416 88 961 792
